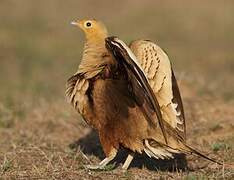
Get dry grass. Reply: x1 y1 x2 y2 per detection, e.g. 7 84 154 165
0 0 234 179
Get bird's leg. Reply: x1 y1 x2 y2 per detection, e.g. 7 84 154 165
85 149 117 170
122 152 134 170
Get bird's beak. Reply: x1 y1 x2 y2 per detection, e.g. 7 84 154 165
71 21 79 26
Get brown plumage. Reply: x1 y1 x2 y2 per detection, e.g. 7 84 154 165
66 19 221 170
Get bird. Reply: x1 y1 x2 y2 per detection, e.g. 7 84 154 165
66 19 221 170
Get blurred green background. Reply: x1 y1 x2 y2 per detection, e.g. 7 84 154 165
0 0 234 106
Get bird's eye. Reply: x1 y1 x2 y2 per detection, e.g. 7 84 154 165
85 22 92 28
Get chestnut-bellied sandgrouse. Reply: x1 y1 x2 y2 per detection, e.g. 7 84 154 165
66 19 221 170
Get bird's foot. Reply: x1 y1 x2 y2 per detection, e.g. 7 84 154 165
122 152 134 171
85 149 117 171
85 164 106 170
85 163 116 171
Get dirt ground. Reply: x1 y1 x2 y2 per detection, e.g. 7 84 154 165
0 0 234 179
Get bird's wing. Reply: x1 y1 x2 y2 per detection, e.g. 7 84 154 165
129 40 186 140
105 36 168 144
66 73 90 115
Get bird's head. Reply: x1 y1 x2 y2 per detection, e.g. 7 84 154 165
71 19 108 44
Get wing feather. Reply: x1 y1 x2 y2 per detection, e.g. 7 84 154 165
66 73 90 114
105 36 168 144
130 40 186 140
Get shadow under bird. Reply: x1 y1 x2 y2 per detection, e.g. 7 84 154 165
66 19 222 170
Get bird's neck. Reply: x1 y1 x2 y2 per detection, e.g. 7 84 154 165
84 39 106 53
78 38 109 78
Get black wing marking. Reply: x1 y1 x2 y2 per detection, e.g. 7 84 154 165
105 36 168 144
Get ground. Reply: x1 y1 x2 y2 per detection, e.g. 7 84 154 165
0 0 234 179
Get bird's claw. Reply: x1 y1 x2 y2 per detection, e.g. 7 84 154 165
85 164 106 170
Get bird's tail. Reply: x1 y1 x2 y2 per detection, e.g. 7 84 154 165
182 143 222 165
183 143 234 169
144 139 224 165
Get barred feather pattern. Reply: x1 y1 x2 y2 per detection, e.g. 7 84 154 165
66 73 89 114
130 40 185 139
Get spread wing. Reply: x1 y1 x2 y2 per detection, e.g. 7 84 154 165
130 40 186 140
66 73 90 116
105 36 168 144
